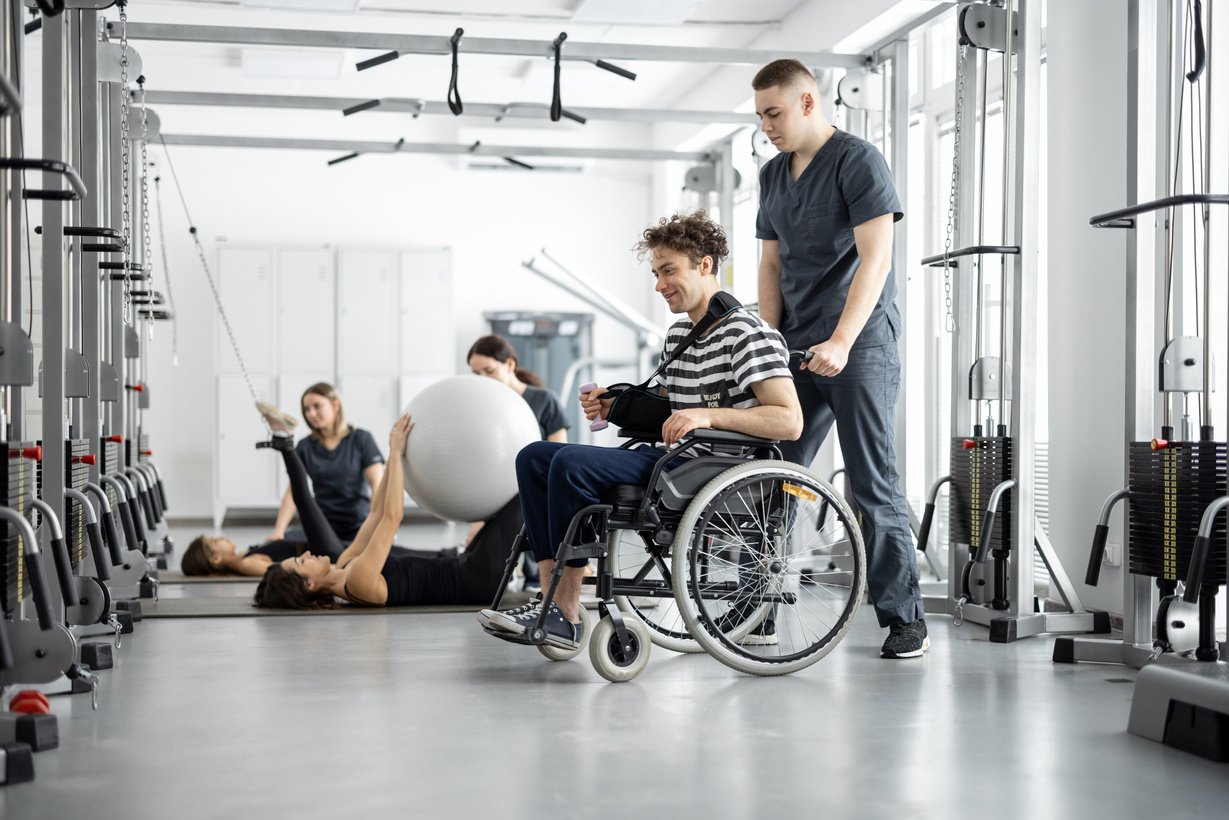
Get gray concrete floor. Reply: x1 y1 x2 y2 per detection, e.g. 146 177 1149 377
2 522 1227 819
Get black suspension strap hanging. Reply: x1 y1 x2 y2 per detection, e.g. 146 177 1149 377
550 32 567 122
447 28 464 116
35 0 65 18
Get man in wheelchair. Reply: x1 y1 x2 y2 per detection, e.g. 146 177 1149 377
478 211 803 651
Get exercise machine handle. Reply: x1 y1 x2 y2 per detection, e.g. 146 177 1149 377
1090 193 1229 229
86 481 126 564
1085 488 1130 586
0 506 55 630
917 475 952 553
0 157 88 200
65 487 109 582
102 475 141 553
1183 495 1229 603
30 498 74 604
975 479 1015 563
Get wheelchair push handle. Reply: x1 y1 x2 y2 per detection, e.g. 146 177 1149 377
789 349 815 367
580 382 609 431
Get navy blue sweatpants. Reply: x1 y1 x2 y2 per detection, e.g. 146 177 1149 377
515 441 665 567
778 342 924 628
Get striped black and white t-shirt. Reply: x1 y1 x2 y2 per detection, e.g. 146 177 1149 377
651 310 792 413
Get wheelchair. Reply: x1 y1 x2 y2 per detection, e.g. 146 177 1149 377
482 427 867 682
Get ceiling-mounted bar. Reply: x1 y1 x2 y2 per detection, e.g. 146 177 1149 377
159 133 713 162
125 91 759 124
120 23 867 69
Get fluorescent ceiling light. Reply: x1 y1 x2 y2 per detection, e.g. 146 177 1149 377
239 0 362 11
572 0 698 26
241 47 345 80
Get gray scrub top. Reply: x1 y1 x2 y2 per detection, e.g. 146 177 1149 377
755 129 904 350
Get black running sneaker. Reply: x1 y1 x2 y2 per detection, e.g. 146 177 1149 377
881 620 930 659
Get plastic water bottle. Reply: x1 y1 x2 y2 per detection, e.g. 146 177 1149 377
580 382 608 431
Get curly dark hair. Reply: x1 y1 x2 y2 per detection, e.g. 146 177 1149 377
634 210 728 270
253 565 338 610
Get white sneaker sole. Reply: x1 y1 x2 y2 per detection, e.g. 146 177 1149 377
882 636 930 659
482 609 541 635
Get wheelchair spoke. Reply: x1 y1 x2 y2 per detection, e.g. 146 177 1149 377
673 462 866 674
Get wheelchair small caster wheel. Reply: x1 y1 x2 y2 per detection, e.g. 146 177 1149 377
538 606 591 662
589 615 651 683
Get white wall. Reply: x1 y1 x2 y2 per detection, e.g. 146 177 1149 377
1045 0 1128 613
145 145 656 517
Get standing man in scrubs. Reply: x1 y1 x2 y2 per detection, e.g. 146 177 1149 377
753 58 927 659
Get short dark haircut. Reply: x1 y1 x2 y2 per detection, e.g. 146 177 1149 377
752 59 817 92
181 536 214 576
634 210 728 270
253 565 338 610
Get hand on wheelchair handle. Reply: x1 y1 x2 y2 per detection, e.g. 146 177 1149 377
790 349 815 367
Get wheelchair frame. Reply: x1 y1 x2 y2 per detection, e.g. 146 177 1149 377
483 427 866 681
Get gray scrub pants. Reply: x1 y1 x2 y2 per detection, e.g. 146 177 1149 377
778 341 924 628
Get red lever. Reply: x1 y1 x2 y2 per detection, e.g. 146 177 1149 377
106 435 124 443
126 384 145 392
1151 438 1174 451
21 446 42 462
141 450 153 457
962 439 979 450
73 454 98 465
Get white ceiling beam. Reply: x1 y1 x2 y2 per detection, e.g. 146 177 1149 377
159 133 714 162
140 90 759 125
120 23 868 68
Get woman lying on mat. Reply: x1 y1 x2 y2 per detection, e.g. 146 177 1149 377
251 413 521 610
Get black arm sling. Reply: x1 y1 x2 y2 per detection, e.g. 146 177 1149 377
601 291 742 434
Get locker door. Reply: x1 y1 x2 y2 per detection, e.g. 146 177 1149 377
399 248 455 374
217 246 273 373
277 248 335 376
216 374 275 506
338 250 397 375
338 375 397 449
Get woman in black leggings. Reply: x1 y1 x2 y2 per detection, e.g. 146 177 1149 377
252 413 522 610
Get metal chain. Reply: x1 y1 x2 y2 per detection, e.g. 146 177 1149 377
151 173 179 367
118 2 132 325
941 43 969 334
138 78 154 341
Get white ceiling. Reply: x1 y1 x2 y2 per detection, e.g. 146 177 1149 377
27 1 937 150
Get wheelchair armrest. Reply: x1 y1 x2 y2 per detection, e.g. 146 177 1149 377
616 428 663 444
684 429 779 448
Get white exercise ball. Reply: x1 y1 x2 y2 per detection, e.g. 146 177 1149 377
403 375 541 522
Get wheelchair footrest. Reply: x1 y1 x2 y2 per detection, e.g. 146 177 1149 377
481 624 542 646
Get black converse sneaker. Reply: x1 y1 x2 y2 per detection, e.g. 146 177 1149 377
881 620 930 659
478 595 542 633
480 600 584 650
